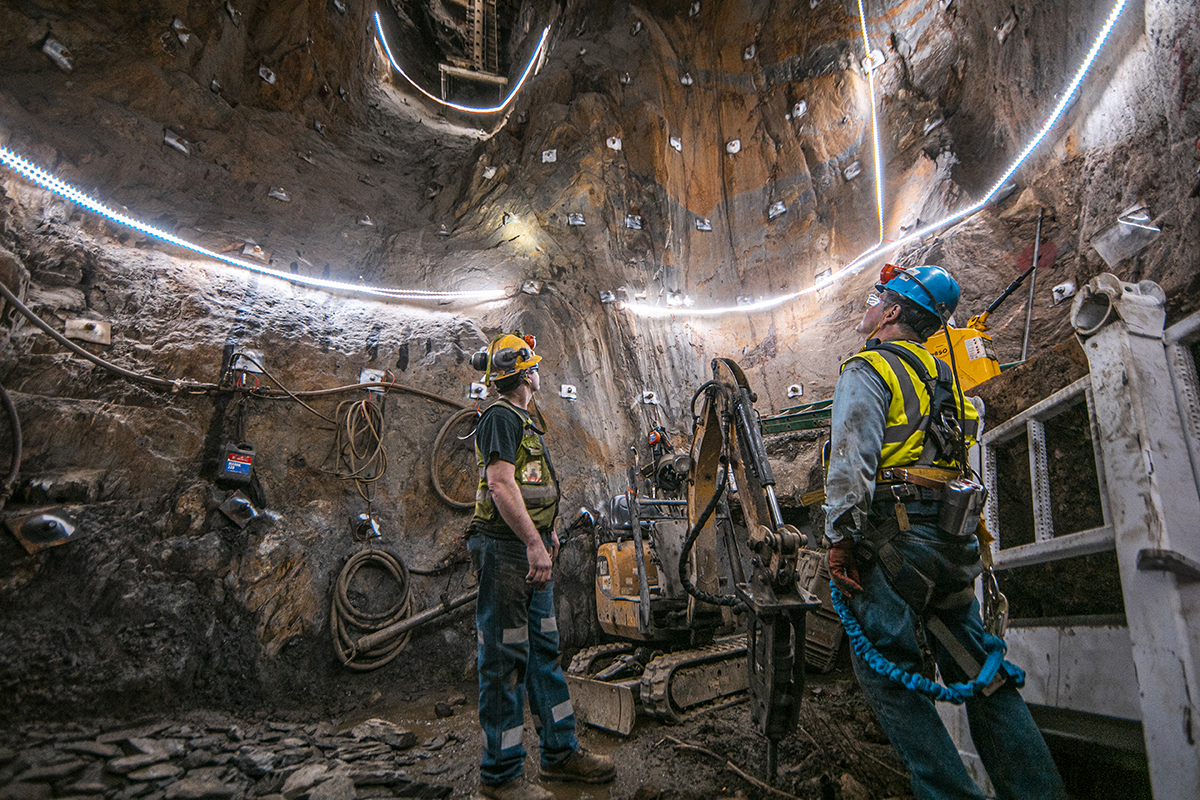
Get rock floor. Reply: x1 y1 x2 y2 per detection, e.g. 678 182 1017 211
0 669 911 800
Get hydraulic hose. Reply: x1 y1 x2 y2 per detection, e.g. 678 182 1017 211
0 381 21 508
331 549 414 671
678 456 741 608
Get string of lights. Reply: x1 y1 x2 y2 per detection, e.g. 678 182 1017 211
373 11 550 115
625 0 1129 319
858 0 886 246
0 144 507 304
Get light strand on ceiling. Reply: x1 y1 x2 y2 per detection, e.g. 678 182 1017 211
625 0 1129 319
373 12 550 115
0 144 506 303
858 0 885 245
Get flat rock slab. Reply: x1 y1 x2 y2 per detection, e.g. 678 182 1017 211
309 774 355 800
164 777 238 799
282 763 330 798
128 763 184 781
108 753 168 774
61 741 123 759
97 723 171 744
16 760 88 780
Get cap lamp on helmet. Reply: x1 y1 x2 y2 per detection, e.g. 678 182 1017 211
876 264 961 322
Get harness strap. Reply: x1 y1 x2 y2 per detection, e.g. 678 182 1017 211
925 614 1006 696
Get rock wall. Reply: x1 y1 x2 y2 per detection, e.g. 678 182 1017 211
0 0 1196 721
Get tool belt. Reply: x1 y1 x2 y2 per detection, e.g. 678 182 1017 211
877 466 960 491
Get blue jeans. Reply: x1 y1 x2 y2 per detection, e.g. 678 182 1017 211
849 518 1065 800
469 534 578 786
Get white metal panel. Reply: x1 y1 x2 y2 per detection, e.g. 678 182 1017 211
1004 624 1140 720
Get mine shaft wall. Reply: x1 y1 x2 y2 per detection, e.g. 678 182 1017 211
0 0 1196 721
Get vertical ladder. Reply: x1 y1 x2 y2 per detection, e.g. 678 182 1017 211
945 274 1200 799
484 0 499 74
469 0 485 71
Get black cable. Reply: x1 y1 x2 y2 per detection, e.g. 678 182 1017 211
0 279 218 393
690 380 717 422
678 456 742 608
0 381 21 507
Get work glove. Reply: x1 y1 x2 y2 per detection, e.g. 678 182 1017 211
828 539 864 598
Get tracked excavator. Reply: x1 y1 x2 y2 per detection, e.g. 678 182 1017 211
566 358 821 775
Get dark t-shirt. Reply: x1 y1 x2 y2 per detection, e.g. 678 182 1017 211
476 404 525 468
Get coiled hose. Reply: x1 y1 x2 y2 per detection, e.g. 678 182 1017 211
678 456 742 608
330 549 413 671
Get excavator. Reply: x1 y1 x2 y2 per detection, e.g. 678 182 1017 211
566 358 822 777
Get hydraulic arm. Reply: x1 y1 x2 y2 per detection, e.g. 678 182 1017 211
686 358 821 776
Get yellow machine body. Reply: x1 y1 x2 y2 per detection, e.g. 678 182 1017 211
924 326 1002 391
596 540 661 640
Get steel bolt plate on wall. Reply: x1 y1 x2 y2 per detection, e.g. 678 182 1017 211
359 369 386 393
230 349 265 373
65 319 111 345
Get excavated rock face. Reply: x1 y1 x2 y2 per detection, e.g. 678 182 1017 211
0 0 1196 720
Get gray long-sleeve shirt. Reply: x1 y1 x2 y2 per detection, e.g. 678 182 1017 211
822 359 890 544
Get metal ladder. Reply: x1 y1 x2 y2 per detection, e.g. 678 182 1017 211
940 273 1200 799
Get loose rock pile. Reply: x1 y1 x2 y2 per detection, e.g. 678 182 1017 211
0 715 455 800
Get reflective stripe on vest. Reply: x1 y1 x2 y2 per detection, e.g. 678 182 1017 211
841 340 979 471
473 399 559 531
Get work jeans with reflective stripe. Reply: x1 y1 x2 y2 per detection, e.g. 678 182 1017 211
469 534 577 786
849 519 1065 800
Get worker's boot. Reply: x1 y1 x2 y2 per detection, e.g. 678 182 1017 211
540 746 616 784
480 776 553 800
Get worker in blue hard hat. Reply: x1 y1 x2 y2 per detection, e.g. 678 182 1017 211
823 264 1065 799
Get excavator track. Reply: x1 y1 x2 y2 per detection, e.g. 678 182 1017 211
639 635 749 724
567 642 635 675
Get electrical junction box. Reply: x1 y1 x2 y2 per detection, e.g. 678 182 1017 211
220 442 255 485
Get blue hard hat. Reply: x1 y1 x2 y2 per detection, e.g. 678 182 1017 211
876 264 960 321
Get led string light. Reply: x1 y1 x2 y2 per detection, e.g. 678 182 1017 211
373 11 550 115
0 145 506 303
858 0 886 245
626 0 1130 319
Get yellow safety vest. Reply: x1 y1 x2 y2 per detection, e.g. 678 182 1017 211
841 340 979 471
473 399 560 533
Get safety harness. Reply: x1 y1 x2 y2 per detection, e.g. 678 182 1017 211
832 342 1018 702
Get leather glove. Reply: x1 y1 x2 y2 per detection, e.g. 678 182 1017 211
828 539 864 597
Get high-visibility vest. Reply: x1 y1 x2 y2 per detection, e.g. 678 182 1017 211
473 399 560 534
841 340 979 471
